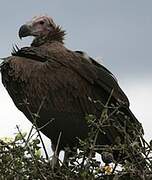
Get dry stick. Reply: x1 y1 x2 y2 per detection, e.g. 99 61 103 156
23 98 49 160
140 136 152 171
85 89 115 172
24 118 54 150
50 132 73 174
98 88 147 174
34 97 50 160
25 119 54 145
49 132 62 170
54 131 62 160
116 122 147 173
23 98 46 143
22 99 35 145
38 118 54 131
105 89 114 107
34 120 49 161
112 119 142 169
141 136 151 157
104 95 147 172
16 125 47 180
26 125 35 144
80 152 87 169
100 89 115 124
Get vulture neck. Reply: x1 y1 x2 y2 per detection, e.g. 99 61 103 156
31 26 66 47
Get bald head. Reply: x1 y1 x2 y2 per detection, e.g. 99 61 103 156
19 15 57 39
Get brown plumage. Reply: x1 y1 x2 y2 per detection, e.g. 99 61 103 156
1 16 143 164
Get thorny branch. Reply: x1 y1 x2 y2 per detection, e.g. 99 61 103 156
0 95 151 179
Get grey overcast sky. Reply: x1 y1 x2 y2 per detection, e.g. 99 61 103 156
0 0 152 77
0 0 152 144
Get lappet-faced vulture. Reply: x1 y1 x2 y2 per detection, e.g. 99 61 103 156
1 16 143 166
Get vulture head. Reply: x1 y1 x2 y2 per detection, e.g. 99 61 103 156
19 15 65 44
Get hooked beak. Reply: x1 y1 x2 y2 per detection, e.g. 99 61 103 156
18 24 31 39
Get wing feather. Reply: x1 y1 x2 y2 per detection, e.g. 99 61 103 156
11 46 129 106
1 56 94 114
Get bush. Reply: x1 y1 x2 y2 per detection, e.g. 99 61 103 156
0 108 152 179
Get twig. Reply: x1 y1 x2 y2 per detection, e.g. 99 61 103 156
23 98 49 160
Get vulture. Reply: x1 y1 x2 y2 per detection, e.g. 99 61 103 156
1 16 143 166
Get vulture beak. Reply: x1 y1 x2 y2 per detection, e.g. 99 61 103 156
19 24 31 39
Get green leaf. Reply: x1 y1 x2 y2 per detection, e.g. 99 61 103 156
15 132 27 141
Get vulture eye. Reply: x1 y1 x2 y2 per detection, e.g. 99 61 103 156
39 21 45 25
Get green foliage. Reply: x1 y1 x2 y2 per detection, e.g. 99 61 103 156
0 106 152 179
0 131 45 179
